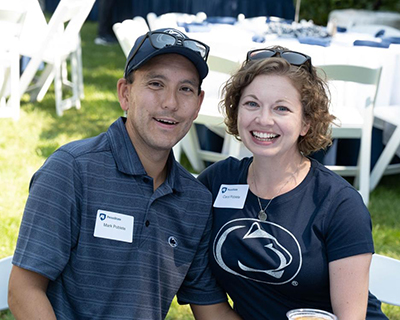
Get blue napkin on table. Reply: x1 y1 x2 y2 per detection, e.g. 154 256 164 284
353 40 390 48
297 36 331 47
380 37 400 44
372 29 400 45
252 34 265 43
375 29 386 38
178 22 211 33
205 16 237 25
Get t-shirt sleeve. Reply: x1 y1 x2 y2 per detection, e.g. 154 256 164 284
12 150 82 280
324 186 374 262
176 192 227 305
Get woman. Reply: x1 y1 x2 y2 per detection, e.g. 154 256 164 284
197 46 388 320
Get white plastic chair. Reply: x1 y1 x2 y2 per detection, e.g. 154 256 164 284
146 11 205 31
0 255 13 311
112 16 149 57
178 55 244 172
369 253 400 306
370 105 400 190
317 65 382 205
19 0 96 116
0 7 26 120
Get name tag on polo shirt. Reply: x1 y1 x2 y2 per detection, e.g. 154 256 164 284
94 210 134 243
213 184 249 209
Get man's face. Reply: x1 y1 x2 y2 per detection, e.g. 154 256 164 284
118 54 204 159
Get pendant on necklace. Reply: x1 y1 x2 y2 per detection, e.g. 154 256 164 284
258 210 267 221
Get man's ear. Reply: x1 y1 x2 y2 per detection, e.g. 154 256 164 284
193 90 205 120
117 78 130 111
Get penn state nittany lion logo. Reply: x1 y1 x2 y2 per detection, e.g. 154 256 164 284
213 218 302 285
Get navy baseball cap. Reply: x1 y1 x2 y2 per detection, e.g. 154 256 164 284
124 28 210 80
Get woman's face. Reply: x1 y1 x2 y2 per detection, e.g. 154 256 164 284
237 74 309 160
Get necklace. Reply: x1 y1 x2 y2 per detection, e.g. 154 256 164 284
252 157 302 221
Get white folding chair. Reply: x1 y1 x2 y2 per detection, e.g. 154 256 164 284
146 12 205 31
0 255 13 311
317 65 382 205
112 16 149 57
177 55 245 172
370 105 400 190
369 253 400 306
0 8 26 120
19 0 96 116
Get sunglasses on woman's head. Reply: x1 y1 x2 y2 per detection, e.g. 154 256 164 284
246 48 312 73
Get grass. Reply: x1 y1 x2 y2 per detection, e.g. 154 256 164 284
1 20 400 319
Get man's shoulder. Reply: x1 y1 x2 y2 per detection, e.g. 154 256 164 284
175 162 211 196
57 132 110 160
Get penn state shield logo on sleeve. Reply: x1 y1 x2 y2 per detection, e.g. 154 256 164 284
213 218 302 285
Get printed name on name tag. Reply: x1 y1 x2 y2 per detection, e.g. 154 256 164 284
213 184 249 209
94 210 134 243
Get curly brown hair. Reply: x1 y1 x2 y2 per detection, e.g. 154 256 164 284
220 46 336 156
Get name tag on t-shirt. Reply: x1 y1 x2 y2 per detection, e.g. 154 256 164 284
94 210 134 243
213 184 249 209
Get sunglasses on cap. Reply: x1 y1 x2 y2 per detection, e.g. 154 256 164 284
125 31 210 75
246 48 312 73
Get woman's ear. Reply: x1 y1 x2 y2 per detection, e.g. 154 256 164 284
300 119 311 137
117 78 130 111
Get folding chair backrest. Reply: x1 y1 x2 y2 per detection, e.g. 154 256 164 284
40 0 96 56
317 64 382 86
19 0 96 107
113 17 150 57
316 64 382 205
207 55 241 75
0 8 26 120
0 9 26 25
317 65 381 113
0 256 13 311
0 8 26 44
369 254 400 306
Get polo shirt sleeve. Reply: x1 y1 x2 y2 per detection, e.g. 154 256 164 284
324 186 374 262
12 149 82 280
176 210 227 305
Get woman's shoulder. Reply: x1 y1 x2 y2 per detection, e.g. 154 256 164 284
198 156 252 185
309 157 365 203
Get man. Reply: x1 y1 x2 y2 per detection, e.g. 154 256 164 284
8 28 240 320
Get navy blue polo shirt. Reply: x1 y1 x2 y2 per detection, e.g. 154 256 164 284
13 117 226 320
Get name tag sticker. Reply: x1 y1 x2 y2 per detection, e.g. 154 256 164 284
213 184 249 209
94 210 134 243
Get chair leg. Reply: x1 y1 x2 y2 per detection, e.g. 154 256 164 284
31 64 54 102
180 126 206 172
356 110 373 205
0 48 20 120
76 38 84 99
0 67 10 102
54 59 63 116
173 141 182 162
370 124 400 190
70 51 81 110
10 49 20 120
